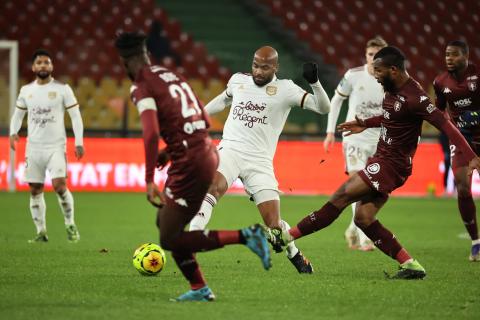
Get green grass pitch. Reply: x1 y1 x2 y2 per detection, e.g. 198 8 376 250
0 192 479 319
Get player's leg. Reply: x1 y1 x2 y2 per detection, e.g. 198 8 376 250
254 191 313 273
354 195 426 279
49 150 79 242
158 204 270 301
269 173 371 246
28 183 48 242
24 150 48 242
188 171 229 231
453 165 479 261
189 147 240 231
344 142 374 251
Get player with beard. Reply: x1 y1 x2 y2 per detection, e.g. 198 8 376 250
115 32 271 302
267 46 480 279
188 46 330 273
9 49 84 243
433 40 480 261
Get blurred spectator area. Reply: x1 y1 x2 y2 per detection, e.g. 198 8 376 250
260 0 480 135
261 0 480 86
0 0 231 132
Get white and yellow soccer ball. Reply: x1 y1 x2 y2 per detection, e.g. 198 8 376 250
132 243 166 276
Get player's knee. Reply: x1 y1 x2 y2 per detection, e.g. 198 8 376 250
353 212 375 229
29 183 44 195
207 184 223 200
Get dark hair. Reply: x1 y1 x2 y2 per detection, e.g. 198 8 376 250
32 49 51 63
447 40 469 54
115 31 147 58
373 46 406 70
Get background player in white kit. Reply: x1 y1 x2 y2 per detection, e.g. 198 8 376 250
9 49 84 243
323 37 387 251
188 46 330 273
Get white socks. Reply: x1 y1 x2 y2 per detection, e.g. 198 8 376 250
281 220 299 259
56 189 75 225
30 193 46 233
189 193 217 231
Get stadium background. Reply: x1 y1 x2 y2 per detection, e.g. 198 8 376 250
1 0 479 195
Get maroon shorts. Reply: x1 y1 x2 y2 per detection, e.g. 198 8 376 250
357 157 408 195
164 143 219 216
450 141 480 172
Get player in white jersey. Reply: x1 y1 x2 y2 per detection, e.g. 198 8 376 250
187 46 330 273
323 37 387 251
9 49 84 243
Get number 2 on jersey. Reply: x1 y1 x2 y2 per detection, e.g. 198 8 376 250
168 83 202 118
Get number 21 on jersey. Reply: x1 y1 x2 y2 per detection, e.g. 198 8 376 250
169 82 202 118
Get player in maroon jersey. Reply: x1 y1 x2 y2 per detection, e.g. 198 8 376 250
115 32 271 301
433 40 480 261
268 47 480 279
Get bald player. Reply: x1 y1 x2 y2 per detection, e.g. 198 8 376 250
188 46 331 273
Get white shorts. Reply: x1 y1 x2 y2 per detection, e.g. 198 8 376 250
217 146 278 197
24 147 67 183
342 141 377 173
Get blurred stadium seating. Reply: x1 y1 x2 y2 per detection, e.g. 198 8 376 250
261 0 480 86
0 0 231 132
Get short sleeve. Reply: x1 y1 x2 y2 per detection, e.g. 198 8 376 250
432 79 447 111
336 70 353 97
225 73 245 98
284 80 308 108
130 81 153 105
63 84 78 109
16 87 27 109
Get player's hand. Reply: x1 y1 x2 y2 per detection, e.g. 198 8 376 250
9 134 19 151
302 62 318 84
337 116 367 136
75 146 85 160
323 132 335 153
467 156 480 178
146 182 165 208
156 148 170 170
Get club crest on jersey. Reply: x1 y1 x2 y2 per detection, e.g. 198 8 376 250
394 101 402 112
366 163 380 175
468 81 477 92
266 85 277 96
48 92 57 99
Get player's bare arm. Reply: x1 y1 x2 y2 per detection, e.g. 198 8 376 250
337 116 368 136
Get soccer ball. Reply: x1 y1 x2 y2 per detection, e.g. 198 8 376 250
132 243 166 276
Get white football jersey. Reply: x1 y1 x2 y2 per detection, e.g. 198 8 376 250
219 73 309 160
16 78 78 150
336 65 384 144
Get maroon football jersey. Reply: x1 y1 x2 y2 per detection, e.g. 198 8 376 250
373 78 448 175
433 63 480 146
433 63 480 119
131 65 210 160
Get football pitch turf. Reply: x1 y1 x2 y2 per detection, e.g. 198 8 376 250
0 192 479 320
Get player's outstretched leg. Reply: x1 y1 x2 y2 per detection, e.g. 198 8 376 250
241 224 272 270
281 220 313 273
